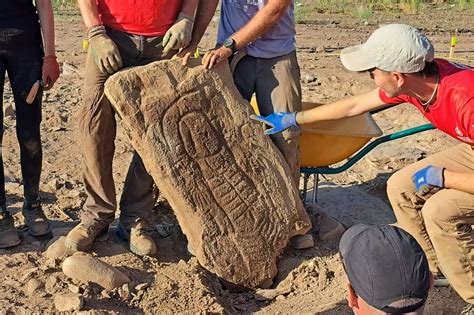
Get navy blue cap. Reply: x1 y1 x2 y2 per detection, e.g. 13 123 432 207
339 224 430 313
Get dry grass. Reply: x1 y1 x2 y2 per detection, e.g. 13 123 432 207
295 0 473 23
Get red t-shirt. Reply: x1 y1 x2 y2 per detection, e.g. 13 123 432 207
379 59 474 145
97 0 182 36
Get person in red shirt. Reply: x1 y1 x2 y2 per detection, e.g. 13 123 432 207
65 0 198 257
252 24 473 310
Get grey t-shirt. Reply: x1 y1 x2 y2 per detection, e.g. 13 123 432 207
217 0 296 58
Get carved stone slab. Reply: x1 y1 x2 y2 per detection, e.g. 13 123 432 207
104 59 311 288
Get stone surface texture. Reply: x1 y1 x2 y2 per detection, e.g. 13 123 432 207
104 59 311 288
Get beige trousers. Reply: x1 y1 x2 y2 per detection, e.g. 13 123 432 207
232 51 302 185
387 143 474 303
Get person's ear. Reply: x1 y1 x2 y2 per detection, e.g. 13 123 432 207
428 271 434 291
391 72 406 88
347 283 359 309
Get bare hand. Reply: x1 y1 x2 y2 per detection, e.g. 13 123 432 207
42 55 60 90
202 46 233 69
175 44 199 66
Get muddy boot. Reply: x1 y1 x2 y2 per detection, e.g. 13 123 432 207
22 200 51 236
117 220 156 256
65 221 109 252
0 211 21 248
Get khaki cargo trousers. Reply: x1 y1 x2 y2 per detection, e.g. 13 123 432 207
79 28 174 229
232 51 302 185
387 143 474 303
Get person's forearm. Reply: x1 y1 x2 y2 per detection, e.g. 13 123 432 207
444 169 474 194
189 0 218 47
181 0 199 18
295 88 386 125
232 0 291 49
78 0 101 29
36 0 55 56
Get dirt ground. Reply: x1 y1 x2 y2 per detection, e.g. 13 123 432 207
1 5 473 314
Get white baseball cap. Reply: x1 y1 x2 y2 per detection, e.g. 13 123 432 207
340 24 434 73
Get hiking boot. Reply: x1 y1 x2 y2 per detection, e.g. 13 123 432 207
22 200 51 236
65 221 109 252
461 304 474 315
117 220 156 256
0 211 21 248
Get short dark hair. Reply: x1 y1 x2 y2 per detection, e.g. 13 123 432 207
387 297 425 313
414 61 438 78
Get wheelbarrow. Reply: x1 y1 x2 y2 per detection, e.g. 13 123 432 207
250 99 436 203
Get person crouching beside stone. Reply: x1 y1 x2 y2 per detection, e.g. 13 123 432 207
340 224 433 315
252 24 473 310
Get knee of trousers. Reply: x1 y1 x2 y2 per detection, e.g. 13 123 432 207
17 129 42 156
422 190 461 227
387 168 414 198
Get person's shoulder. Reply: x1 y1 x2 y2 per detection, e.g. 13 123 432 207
437 59 474 94
436 58 473 76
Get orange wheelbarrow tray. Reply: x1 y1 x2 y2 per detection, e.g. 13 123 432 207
297 103 435 202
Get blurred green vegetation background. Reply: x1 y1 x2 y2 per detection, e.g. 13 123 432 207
294 0 473 22
51 0 473 22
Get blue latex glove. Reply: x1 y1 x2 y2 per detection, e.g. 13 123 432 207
250 112 297 135
412 165 445 195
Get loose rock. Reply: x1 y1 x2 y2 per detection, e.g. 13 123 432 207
26 279 43 296
4 103 14 117
255 284 292 301
118 283 130 300
134 283 149 291
20 267 39 282
54 293 84 312
101 290 111 299
68 284 81 294
45 275 59 293
62 255 130 290
302 74 317 84
44 236 76 260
